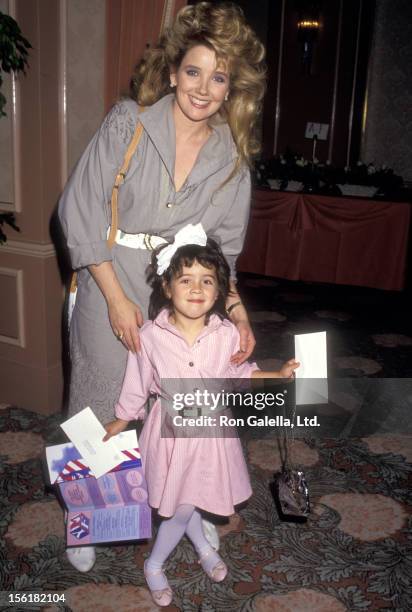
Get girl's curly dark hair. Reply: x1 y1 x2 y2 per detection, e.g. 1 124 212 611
147 238 233 321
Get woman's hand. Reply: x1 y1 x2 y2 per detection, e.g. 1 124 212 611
88 261 143 352
108 295 143 353
103 418 129 442
231 319 256 364
279 359 300 379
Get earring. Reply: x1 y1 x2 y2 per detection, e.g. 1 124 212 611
224 92 229 101
170 81 176 88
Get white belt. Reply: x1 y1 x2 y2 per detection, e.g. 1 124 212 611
107 227 168 251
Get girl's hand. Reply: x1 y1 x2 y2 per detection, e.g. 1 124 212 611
103 419 129 442
279 359 300 379
108 296 143 353
231 320 256 364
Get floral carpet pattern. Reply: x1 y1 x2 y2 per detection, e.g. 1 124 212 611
1 276 412 611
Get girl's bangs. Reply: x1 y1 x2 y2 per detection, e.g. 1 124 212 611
170 245 217 275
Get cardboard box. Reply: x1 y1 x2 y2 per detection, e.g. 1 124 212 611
46 440 151 546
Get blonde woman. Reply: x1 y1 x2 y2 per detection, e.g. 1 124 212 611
58 1 266 573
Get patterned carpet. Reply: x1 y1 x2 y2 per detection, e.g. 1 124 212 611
1 274 411 611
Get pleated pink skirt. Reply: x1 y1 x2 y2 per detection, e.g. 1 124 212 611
139 400 252 518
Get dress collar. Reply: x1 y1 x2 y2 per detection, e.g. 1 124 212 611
154 307 231 342
138 94 237 186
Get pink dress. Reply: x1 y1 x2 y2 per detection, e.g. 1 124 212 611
115 309 257 517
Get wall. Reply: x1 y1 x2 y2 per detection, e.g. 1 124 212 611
105 0 186 110
0 0 106 414
0 0 182 414
0 0 63 414
194 0 409 173
65 0 105 175
261 0 375 165
362 0 412 180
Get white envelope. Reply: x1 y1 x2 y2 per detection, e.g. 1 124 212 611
45 429 139 484
112 429 138 452
294 331 328 405
60 406 125 479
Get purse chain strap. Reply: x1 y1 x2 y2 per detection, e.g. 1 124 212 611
284 390 297 471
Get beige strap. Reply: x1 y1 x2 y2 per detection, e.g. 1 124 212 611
70 108 145 293
69 272 78 294
107 120 144 248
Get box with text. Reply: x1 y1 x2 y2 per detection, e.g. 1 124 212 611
46 442 151 546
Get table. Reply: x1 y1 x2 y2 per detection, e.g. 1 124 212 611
237 190 411 290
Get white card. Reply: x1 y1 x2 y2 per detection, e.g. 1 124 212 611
294 331 328 405
60 407 124 479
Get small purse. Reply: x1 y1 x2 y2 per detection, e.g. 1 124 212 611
272 401 310 519
275 468 310 518
67 113 144 326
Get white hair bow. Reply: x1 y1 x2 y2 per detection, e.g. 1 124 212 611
156 223 207 275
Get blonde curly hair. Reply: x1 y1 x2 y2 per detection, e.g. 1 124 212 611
131 2 266 174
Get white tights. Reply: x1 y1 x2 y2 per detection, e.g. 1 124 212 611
145 504 222 589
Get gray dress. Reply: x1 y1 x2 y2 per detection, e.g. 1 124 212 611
58 94 251 423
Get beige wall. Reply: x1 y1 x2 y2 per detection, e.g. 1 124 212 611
66 0 105 174
0 0 105 414
0 0 177 414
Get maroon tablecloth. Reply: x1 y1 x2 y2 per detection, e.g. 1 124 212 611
237 190 411 290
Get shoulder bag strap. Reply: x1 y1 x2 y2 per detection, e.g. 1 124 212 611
107 110 144 247
70 106 145 293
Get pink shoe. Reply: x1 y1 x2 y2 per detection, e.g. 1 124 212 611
198 549 227 582
143 560 173 607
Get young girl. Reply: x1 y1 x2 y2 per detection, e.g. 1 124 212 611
104 224 299 607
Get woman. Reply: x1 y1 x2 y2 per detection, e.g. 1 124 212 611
58 1 266 572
